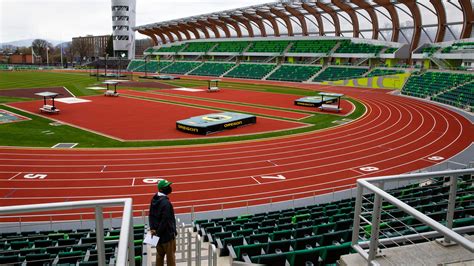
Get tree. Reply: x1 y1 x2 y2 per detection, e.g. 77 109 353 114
71 38 93 63
32 39 53 63
106 35 114 57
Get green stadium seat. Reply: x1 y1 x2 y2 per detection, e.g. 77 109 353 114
210 231 232 245
160 61 202 74
251 252 288 266
271 230 293 241
0 255 21 264
294 235 322 250
25 253 54 265
57 251 84 264
246 41 290 53
321 242 352 264
266 239 293 253
34 239 54 248
218 236 245 256
267 65 322 82
320 229 351 246
247 233 270 244
231 243 266 261
224 63 276 80
313 67 369 82
290 247 323 266
188 62 235 77
294 227 314 238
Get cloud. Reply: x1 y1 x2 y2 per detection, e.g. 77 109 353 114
0 0 270 43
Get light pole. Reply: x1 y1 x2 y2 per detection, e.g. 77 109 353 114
46 47 50 66
145 56 149 78
105 53 108 77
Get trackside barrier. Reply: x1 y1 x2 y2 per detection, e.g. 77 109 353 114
196 234 202 266
0 198 135 266
208 244 217 266
351 168 474 265
187 229 192 266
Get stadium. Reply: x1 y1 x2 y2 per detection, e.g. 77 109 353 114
0 0 473 265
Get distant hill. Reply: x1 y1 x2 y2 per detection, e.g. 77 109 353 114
1 39 66 48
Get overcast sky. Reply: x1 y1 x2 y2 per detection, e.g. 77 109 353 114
0 0 271 43
0 0 464 44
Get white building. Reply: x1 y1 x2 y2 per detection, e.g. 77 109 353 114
111 0 136 59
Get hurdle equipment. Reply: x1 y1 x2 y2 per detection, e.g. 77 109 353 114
207 79 220 92
318 93 344 112
176 112 256 135
103 81 120 97
35 92 60 114
294 93 344 112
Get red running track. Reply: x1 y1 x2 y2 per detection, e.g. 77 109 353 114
0 81 472 220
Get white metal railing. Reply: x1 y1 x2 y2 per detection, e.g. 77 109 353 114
0 198 135 266
351 168 474 265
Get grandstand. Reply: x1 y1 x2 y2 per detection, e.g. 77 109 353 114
224 63 276 79
2 0 474 265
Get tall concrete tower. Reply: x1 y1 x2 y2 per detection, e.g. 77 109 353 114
111 0 136 59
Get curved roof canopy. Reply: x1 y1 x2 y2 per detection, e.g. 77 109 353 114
134 0 473 52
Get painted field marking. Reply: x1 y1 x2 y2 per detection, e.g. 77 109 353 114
51 143 78 149
23 173 47 179
267 160 278 166
427 156 444 161
8 172 22 180
260 175 286 180
132 178 136 187
250 176 261 184
359 166 379 172
101 165 107 172
142 178 164 184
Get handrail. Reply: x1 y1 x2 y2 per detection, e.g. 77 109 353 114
358 178 474 252
352 168 474 265
0 198 134 266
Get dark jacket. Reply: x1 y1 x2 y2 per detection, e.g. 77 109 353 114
149 193 177 244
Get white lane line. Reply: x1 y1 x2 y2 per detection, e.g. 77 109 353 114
101 165 107 173
351 169 367 175
8 172 22 180
250 176 261 184
132 178 136 187
267 160 278 166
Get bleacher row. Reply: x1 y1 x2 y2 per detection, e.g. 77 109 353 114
127 60 410 82
401 71 474 111
0 224 146 265
415 42 474 55
144 39 397 55
193 175 473 266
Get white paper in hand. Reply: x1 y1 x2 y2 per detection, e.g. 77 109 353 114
144 232 160 247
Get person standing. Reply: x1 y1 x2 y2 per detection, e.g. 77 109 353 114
149 179 177 266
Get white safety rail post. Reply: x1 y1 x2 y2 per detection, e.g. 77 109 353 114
351 169 474 265
0 198 135 266
208 244 217 266
176 218 181 253
95 206 106 266
444 174 458 244
195 234 202 266
181 222 186 259
187 229 193 266
367 183 383 261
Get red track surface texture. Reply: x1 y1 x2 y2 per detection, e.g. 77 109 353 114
0 81 473 220
7 95 308 140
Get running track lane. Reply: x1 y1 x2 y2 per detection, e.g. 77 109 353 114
0 82 472 221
